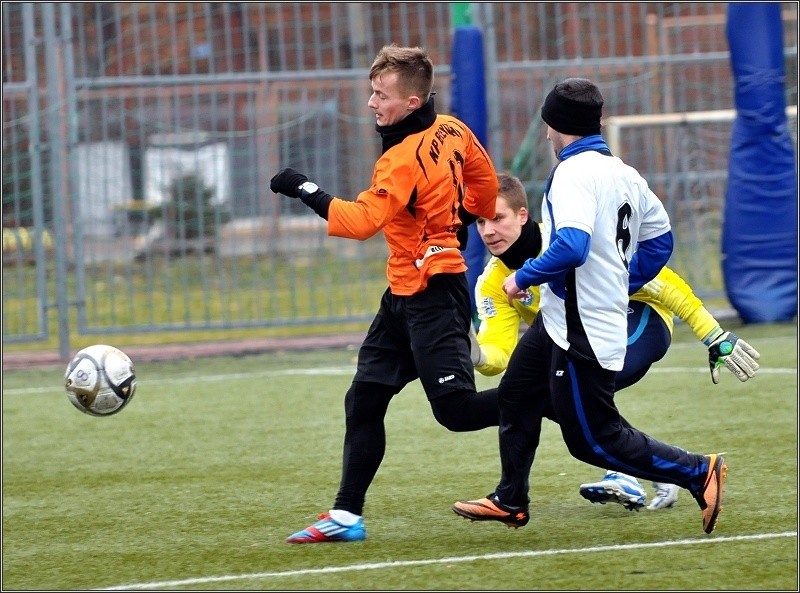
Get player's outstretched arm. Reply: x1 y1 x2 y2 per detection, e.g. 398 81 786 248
270 167 333 220
639 266 761 384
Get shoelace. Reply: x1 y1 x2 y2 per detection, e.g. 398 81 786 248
654 486 671 499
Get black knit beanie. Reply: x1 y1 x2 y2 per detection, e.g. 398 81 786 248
541 85 603 136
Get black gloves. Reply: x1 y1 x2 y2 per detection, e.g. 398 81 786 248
270 167 333 220
270 168 309 199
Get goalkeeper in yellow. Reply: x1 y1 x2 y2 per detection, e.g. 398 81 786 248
470 174 760 511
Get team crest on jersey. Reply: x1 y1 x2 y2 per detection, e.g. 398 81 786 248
480 297 497 318
519 290 534 307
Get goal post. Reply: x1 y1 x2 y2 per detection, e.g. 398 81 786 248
602 105 797 303
604 105 798 156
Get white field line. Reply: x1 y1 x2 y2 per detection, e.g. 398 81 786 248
2 367 357 395
667 334 796 350
4 364 796 396
97 531 797 591
645 367 796 374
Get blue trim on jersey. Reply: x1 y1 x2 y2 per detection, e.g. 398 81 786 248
626 303 651 346
558 135 610 160
526 137 612 295
628 231 674 293
515 227 590 293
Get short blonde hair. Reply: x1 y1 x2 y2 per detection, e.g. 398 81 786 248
497 174 527 211
369 44 434 101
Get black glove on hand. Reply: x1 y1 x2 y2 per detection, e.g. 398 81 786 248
270 167 308 198
270 167 334 220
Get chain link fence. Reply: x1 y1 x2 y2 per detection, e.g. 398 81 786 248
3 2 798 358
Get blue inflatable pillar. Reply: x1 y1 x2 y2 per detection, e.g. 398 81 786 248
723 3 797 322
451 24 489 322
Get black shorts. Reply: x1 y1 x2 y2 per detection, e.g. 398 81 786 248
354 273 476 400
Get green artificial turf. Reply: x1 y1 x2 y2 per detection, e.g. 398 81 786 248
3 321 797 590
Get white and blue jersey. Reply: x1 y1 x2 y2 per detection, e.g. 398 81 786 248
515 144 672 370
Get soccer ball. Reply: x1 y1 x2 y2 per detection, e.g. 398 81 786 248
64 344 137 417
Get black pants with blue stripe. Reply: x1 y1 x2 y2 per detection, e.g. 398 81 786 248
493 313 711 508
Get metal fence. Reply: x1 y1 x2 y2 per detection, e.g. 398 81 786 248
3 2 798 358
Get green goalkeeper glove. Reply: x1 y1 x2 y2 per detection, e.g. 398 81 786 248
703 326 761 384
468 324 486 367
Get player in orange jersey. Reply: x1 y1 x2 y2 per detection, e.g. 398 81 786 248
270 44 499 543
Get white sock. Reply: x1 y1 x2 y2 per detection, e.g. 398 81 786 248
329 509 360 526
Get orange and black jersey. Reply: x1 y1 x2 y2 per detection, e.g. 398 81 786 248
328 110 498 296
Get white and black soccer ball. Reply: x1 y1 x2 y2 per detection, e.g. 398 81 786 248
64 345 137 417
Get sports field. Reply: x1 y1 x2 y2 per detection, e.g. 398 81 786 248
2 321 797 590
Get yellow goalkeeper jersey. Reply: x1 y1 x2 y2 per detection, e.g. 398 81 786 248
474 258 719 376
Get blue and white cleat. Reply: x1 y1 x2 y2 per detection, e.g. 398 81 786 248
286 512 366 543
647 482 680 510
579 471 647 511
